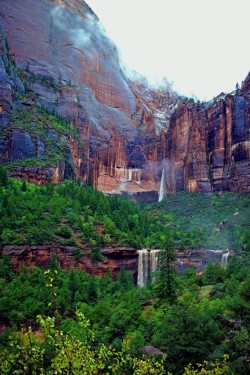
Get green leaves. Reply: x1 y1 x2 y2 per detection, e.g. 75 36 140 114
0 178 168 248
0 312 166 374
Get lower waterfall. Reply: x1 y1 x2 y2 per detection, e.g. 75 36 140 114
221 250 230 267
150 249 160 273
137 249 160 287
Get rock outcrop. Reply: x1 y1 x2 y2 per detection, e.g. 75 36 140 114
0 245 139 281
0 245 231 282
165 86 250 193
0 0 249 197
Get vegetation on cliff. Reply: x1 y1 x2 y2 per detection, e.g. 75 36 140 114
0 172 166 250
2 92 82 170
148 191 250 252
0 171 249 252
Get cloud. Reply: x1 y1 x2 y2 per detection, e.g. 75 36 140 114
71 28 91 48
51 5 94 50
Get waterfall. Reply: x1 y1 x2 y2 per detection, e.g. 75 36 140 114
137 249 159 287
221 250 230 267
150 249 160 273
137 249 149 287
128 168 133 181
158 167 165 202
150 249 160 282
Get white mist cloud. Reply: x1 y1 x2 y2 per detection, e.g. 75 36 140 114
71 29 91 48
51 3 113 56
51 5 95 51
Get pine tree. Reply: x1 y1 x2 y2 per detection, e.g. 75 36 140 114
156 236 177 303
0 167 8 187
21 179 27 192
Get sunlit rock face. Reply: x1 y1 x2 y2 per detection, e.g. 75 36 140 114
0 0 249 197
165 76 250 193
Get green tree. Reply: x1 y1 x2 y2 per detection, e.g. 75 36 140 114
21 179 27 192
203 262 225 285
117 266 134 291
0 167 8 187
156 237 177 303
0 254 14 282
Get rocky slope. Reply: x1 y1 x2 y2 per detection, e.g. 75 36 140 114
0 0 249 198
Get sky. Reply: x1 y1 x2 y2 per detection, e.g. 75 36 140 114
86 0 250 101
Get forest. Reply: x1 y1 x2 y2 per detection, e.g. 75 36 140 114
0 169 249 374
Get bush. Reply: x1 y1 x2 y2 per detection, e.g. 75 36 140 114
55 226 72 239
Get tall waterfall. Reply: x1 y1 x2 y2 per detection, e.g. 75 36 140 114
158 167 165 202
221 250 230 267
137 249 159 287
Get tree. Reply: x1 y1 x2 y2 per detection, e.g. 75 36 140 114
0 312 166 374
203 262 225 285
49 254 59 272
0 254 14 282
21 179 27 192
156 237 177 303
0 167 8 187
117 266 134 291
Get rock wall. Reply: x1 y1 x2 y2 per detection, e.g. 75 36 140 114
0 0 177 198
1 245 231 282
165 84 250 193
0 0 249 197
0 245 139 281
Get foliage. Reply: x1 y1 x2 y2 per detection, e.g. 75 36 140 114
0 167 8 187
148 191 250 252
1 37 249 374
0 311 166 375
0 178 167 249
156 236 177 304
0 254 249 373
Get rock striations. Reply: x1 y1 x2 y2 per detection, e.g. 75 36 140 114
0 0 249 198
166 88 250 193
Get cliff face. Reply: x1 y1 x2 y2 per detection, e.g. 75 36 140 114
0 245 139 281
165 85 250 193
0 0 178 199
0 0 249 197
0 245 231 282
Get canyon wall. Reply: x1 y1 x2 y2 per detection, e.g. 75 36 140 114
0 0 177 200
165 86 250 193
0 0 249 198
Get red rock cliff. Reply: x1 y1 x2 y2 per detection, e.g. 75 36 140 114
0 0 249 197
0 0 177 200
165 83 250 193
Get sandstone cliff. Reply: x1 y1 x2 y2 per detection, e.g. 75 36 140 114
0 245 231 282
0 0 249 197
0 0 178 200
165 83 250 193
